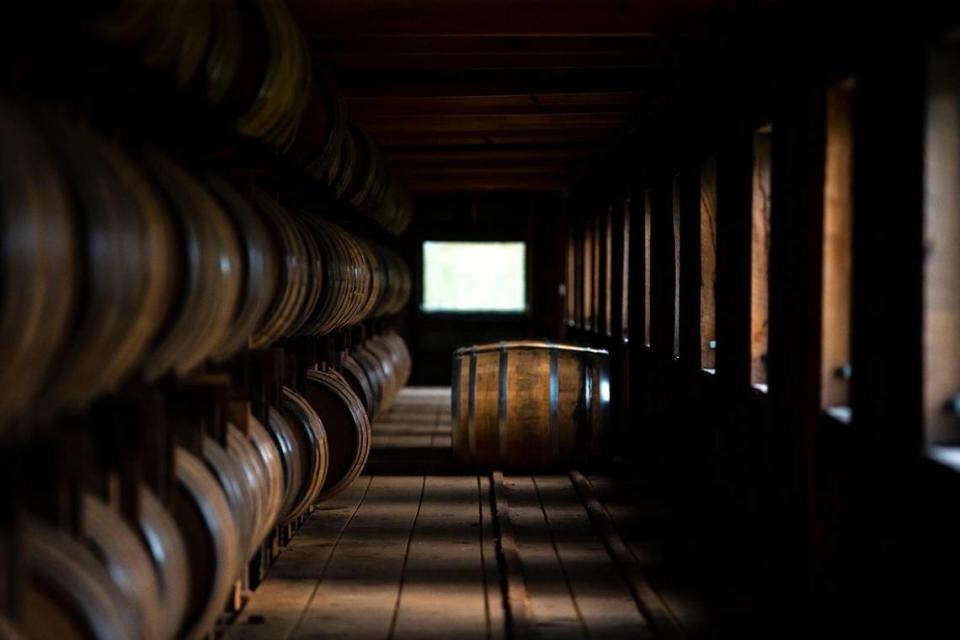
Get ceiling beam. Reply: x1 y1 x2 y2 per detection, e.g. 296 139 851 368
336 67 666 96
377 129 614 146
393 165 574 177
348 91 646 117
364 112 630 135
288 0 734 37
403 176 567 193
385 146 596 165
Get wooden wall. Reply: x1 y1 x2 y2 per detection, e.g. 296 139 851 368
563 2 960 634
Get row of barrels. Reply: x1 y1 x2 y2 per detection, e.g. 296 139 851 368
91 0 412 234
10 329 411 640
0 103 411 431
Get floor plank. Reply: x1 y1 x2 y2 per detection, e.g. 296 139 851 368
293 476 426 640
391 476 491 640
479 476 505 640
533 476 653 639
505 476 587 640
227 479 372 640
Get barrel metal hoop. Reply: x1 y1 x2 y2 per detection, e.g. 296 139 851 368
468 350 478 458
575 350 593 466
548 343 560 457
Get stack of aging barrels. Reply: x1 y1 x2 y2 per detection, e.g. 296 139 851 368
0 103 412 640
89 0 412 235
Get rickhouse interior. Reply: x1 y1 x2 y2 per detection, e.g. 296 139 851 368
2 1 960 638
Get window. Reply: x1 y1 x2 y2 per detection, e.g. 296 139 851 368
421 241 526 312
672 174 682 358
821 80 855 418
583 222 593 330
605 205 614 336
700 156 718 370
751 125 773 387
643 189 653 347
593 214 602 334
924 41 960 444
622 195 631 340
565 232 576 326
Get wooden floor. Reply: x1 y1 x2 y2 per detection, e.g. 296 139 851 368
228 387 684 640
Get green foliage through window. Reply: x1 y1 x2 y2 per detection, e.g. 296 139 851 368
422 241 527 312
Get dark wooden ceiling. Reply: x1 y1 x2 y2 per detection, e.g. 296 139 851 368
288 0 733 194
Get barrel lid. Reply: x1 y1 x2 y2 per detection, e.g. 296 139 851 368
454 340 608 357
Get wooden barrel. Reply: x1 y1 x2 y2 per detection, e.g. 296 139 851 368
80 491 163 640
172 446 240 640
137 486 189 640
302 369 371 501
301 218 373 336
265 407 304 524
225 423 268 558
292 71 348 186
352 346 387 420
0 105 75 427
341 354 377 420
34 116 177 413
97 0 213 89
139 150 243 380
21 518 141 639
364 338 400 412
204 175 279 361
452 341 610 471
248 188 311 348
203 435 258 566
277 386 329 523
246 416 284 544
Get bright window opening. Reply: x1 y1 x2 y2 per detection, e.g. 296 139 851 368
605 205 614 336
583 224 594 329
924 41 960 444
751 125 773 388
565 233 576 326
672 174 682 359
821 80 855 418
622 195 631 340
700 155 718 371
643 189 653 347
422 241 527 312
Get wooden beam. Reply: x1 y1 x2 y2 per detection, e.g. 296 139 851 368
339 68 666 97
392 165 575 178
377 129 614 146
288 0 734 37
386 146 596 165
313 34 710 56
402 176 566 193
317 51 680 73
348 92 646 117
364 112 630 134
